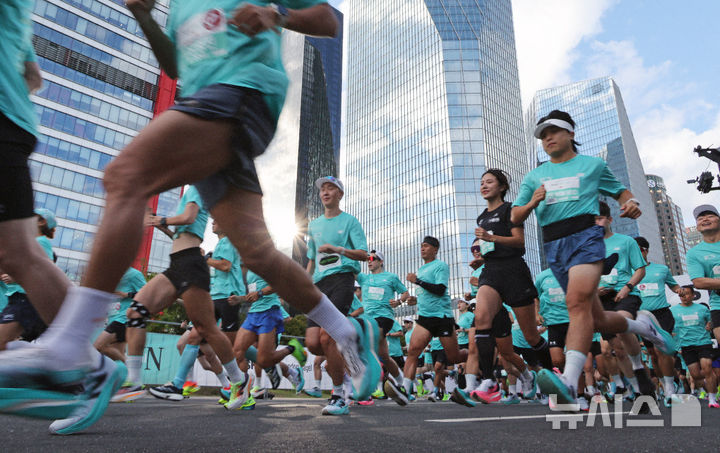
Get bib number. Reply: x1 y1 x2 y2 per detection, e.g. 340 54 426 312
367 286 384 301
479 231 495 255
547 286 565 303
543 176 580 205
637 282 660 297
177 9 229 67
601 268 618 285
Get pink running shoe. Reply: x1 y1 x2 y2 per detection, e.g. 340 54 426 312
358 398 375 406
471 387 501 404
709 401 719 409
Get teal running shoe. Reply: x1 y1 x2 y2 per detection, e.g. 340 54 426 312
304 387 322 398
537 369 576 405
241 395 256 410
0 388 81 420
501 393 521 405
49 357 127 435
637 311 676 355
321 396 349 415
450 388 476 407
339 317 381 401
522 370 537 399
0 345 88 390
289 368 305 394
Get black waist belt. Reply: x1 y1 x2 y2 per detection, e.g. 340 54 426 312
542 214 596 243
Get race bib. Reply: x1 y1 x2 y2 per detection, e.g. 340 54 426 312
248 282 257 293
681 314 699 326
547 287 565 303
713 265 720 277
177 9 229 67
543 176 580 205
317 253 342 272
479 233 495 256
637 282 660 297
367 286 384 301
601 268 618 285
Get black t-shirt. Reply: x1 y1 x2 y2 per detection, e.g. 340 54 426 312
476 201 525 259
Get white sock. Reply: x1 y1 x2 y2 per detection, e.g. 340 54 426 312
403 377 413 394
586 385 597 395
663 377 675 395
480 378 494 392
612 374 624 387
392 371 403 384
39 286 116 366
307 294 357 345
333 384 344 396
250 368 259 384
627 376 640 392
625 318 651 337
465 374 478 392
561 350 585 393
314 379 322 389
127 355 143 385
217 371 230 388
508 383 517 395
709 392 717 404
628 353 644 370
287 367 299 380
223 360 244 383
520 368 532 382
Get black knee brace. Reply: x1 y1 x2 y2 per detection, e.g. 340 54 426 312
127 300 150 329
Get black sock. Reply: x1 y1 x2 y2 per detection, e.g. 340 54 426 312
531 337 553 370
475 330 495 379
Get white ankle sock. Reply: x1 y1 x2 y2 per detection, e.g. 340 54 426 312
307 294 356 345
39 286 116 366
561 350 585 393
217 371 230 387
521 368 532 382
508 383 517 395
663 376 675 395
628 353 644 370
223 360 244 383
612 374 624 387
127 355 142 385
465 374 478 392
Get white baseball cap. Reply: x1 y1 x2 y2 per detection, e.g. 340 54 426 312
534 118 575 139
403 316 414 323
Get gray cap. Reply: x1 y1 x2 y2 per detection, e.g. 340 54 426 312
315 176 344 193
693 204 719 219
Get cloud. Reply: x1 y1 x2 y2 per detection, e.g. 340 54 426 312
512 0 616 107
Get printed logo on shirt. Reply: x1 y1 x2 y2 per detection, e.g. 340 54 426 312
203 9 224 30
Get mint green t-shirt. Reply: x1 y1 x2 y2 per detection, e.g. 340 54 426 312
108 267 146 324
429 337 443 352
0 282 8 312
0 1 37 135
351 295 363 314
246 270 280 313
513 155 626 226
469 265 483 298
599 233 647 296
387 321 403 357
637 262 678 311
457 311 474 345
210 236 243 300
356 271 407 320
671 303 712 348
535 268 569 326
166 0 325 122
307 212 367 283
173 186 209 241
415 259 452 318
6 236 54 296
686 241 720 310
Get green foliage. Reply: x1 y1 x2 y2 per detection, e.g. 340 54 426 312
280 314 307 344
147 301 187 335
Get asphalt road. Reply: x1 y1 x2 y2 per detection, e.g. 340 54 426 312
2 395 718 452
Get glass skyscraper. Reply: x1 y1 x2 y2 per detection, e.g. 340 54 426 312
526 76 664 264
646 174 689 274
28 0 178 280
345 0 539 306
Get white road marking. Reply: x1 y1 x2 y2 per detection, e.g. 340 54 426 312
426 411 630 423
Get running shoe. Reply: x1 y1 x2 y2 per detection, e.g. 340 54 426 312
537 369 576 406
225 373 253 410
111 383 146 403
708 401 719 408
252 387 269 399
427 391 438 402
182 381 200 397
441 392 450 402
49 357 127 435
450 388 477 407
0 344 90 390
521 370 538 399
0 388 80 420
322 395 349 415
148 383 184 401
371 388 386 399
577 396 590 412
636 311 676 355
500 393 520 405
218 386 231 405
288 339 308 367
305 387 322 398
357 398 374 406
241 395 256 410
698 390 707 400
471 387 502 404
288 369 305 394
265 364 282 390
384 379 409 406
338 317 381 402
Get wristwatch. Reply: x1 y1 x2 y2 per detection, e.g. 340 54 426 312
269 3 289 28
625 282 634 290
257 289 264 297
160 217 168 227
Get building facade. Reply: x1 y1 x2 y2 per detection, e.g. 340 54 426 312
28 0 181 280
646 175 688 274
344 0 540 311
685 226 703 249
526 77 664 265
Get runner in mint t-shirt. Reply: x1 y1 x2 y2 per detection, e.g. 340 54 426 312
686 204 720 343
511 110 675 405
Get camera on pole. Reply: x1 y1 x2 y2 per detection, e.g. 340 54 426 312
687 146 720 193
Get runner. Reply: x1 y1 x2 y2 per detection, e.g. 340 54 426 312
634 236 681 405
385 237 473 407
511 109 675 405
462 240 484 393
0 2 125 435
94 267 147 362
671 286 719 408
535 267 570 370
305 176 378 416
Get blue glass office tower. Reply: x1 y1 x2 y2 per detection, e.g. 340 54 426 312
345 0 539 305
526 77 664 264
28 0 178 280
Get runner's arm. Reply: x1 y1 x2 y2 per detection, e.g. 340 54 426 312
126 0 178 78
691 277 720 290
230 3 338 38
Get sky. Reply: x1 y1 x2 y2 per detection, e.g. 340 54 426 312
204 0 720 252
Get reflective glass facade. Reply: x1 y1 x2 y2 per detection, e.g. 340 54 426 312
345 0 538 307
646 175 688 274
526 77 663 264
28 0 176 280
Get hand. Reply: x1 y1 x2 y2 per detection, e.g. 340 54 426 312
469 258 484 270
530 185 546 207
228 295 245 306
464 292 472 301
615 286 630 302
1 274 13 284
389 299 401 308
229 4 280 37
474 227 492 242
246 292 259 303
180 320 188 329
597 286 611 297
406 296 417 306
469 276 479 287
125 0 156 16
317 244 338 254
620 200 641 219
536 314 544 326
145 214 161 226
24 62 42 93
406 273 417 284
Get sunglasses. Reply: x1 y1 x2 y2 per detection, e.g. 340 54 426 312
369 255 381 262
470 246 481 253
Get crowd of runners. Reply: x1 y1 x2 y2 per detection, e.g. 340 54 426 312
1 0 719 437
